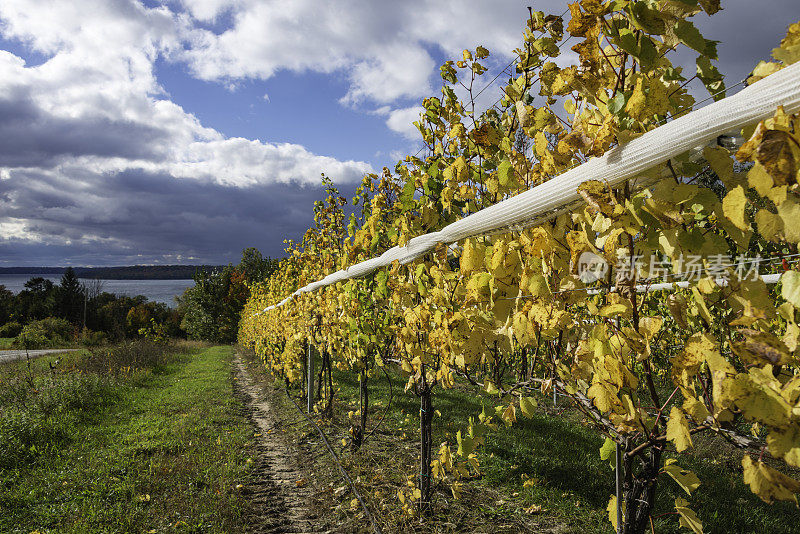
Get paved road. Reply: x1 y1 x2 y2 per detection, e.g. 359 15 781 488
0 348 82 365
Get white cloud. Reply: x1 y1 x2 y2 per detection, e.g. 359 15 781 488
0 0 371 187
384 106 423 141
176 0 567 103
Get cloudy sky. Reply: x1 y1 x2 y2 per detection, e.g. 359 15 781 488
0 0 797 266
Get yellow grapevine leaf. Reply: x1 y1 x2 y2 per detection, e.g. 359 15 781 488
599 303 630 318
675 498 704 534
767 426 800 467
748 163 774 196
682 396 710 423
472 123 500 148
691 288 713 325
778 198 800 244
733 329 793 366
484 380 500 395
663 459 701 496
528 274 551 298
742 454 800 504
755 209 783 241
768 185 787 206
722 185 749 231
773 21 800 65
501 403 517 426
589 382 618 413
578 179 616 216
782 271 800 308
453 156 469 182
625 77 647 120
667 406 692 452
703 146 734 188
737 122 766 162
638 316 663 340
607 495 624 531
730 368 793 428
460 239 483 275
748 60 783 85
756 130 799 186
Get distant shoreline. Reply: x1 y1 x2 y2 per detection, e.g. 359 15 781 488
0 265 225 280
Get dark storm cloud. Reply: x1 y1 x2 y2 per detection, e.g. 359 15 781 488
0 86 170 168
0 167 355 265
692 2 799 85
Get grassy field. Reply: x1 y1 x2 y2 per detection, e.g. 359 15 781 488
244 351 800 534
0 337 14 349
0 344 255 534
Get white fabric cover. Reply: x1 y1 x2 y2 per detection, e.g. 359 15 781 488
258 63 800 313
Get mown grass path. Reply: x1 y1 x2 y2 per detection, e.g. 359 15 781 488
0 345 254 533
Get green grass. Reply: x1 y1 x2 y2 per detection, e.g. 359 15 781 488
0 345 254 534
259 356 800 534
0 337 13 349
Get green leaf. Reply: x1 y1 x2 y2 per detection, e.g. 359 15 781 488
638 36 657 68
375 270 388 298
497 159 514 187
608 92 627 114
615 28 639 56
599 437 617 469
519 396 537 418
629 1 666 34
399 179 415 207
457 430 475 456
674 19 714 57
696 56 725 100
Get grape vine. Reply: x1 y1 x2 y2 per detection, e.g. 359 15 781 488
240 3 800 533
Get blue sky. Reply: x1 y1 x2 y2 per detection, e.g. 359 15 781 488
0 0 797 266
154 58 418 166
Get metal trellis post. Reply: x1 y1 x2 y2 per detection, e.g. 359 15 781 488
616 441 623 534
307 341 314 413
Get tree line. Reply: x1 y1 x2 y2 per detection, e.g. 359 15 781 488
0 247 278 346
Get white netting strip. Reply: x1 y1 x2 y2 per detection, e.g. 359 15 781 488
585 273 782 295
257 63 800 313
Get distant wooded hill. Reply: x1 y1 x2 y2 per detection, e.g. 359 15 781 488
0 265 226 280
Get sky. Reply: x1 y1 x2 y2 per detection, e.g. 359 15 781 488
0 0 797 267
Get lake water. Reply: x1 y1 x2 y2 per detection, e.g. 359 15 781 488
0 274 194 307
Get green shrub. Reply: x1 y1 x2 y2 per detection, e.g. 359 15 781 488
13 317 75 348
79 328 107 347
0 321 22 338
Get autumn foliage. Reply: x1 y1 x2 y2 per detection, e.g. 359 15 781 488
240 3 800 533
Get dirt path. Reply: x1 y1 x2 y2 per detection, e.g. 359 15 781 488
233 354 326 534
